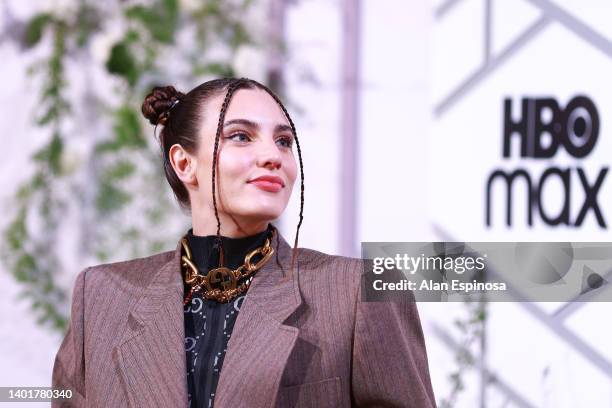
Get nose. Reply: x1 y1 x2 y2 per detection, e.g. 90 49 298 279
256 139 282 170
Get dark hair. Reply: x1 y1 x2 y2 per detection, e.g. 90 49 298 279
141 78 304 271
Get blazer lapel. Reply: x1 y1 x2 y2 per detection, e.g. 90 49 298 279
113 227 302 408
214 229 303 408
114 239 188 407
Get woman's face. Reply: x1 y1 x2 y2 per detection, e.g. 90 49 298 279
192 87 297 232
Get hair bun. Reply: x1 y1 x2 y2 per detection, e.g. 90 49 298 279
141 85 185 126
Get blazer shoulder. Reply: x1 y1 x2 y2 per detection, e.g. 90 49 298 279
84 249 175 285
295 248 367 315
297 247 365 278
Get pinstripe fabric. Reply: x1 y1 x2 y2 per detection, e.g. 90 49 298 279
52 230 436 407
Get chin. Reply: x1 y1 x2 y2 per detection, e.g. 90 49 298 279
237 202 284 221
250 207 283 220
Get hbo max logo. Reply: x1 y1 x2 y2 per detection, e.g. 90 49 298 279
486 96 607 228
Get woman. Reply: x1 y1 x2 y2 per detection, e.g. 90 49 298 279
52 78 436 407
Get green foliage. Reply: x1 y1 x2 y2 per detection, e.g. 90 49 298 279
96 106 144 152
33 133 64 174
96 182 132 214
125 0 179 44
440 298 488 408
3 0 264 333
107 41 135 81
23 13 53 48
1 203 68 332
105 161 136 180
5 207 27 252
106 35 140 87
192 62 235 77
36 21 69 127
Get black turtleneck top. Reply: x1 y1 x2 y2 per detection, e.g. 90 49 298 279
183 224 274 408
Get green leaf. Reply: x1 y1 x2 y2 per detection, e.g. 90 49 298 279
54 316 68 332
33 133 64 174
31 172 46 191
114 106 145 148
125 0 178 44
94 106 144 153
96 183 131 214
23 13 53 48
15 254 37 282
149 240 165 253
121 227 141 241
192 62 234 77
42 279 54 294
104 161 136 180
93 141 116 153
95 249 109 262
106 41 139 86
229 22 251 49
5 207 27 251
199 0 222 17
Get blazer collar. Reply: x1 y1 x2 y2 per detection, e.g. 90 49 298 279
114 225 303 407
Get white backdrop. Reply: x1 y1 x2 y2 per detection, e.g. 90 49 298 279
431 0 612 406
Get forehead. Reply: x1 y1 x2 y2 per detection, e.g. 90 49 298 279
206 87 288 127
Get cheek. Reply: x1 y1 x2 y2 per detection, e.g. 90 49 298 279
196 161 212 188
219 150 252 184
286 155 298 184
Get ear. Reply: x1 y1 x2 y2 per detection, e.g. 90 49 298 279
169 144 198 187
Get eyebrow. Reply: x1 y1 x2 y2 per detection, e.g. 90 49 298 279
223 118 293 134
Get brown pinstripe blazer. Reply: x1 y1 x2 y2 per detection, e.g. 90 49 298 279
52 230 436 407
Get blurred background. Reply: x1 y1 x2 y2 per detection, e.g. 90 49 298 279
1 0 611 406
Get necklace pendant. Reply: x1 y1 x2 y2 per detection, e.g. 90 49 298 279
207 266 237 291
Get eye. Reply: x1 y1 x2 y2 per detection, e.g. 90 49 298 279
276 135 294 148
227 132 251 143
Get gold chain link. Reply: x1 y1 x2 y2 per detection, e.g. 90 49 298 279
181 230 275 304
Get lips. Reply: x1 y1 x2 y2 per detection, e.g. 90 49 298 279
248 175 284 192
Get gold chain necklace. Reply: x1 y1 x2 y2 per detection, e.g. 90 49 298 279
181 229 275 304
